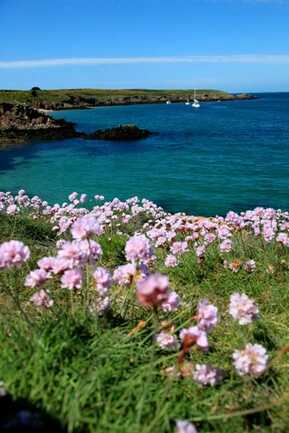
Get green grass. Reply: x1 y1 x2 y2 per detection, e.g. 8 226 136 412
0 88 236 108
0 213 289 433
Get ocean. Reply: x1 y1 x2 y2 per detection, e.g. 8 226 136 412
1 93 289 216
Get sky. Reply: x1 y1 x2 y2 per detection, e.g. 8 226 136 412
1 0 289 92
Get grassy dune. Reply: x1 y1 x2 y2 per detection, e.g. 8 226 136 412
0 199 289 433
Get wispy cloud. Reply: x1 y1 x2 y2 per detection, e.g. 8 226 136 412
1 55 289 69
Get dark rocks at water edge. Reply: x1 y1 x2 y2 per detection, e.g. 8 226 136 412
0 103 153 145
0 103 76 144
80 124 153 141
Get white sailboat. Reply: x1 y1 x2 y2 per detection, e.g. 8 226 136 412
166 100 171 105
192 89 200 108
185 98 190 105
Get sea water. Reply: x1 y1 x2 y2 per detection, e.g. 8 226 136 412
1 93 289 216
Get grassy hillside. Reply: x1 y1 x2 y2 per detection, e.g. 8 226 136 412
0 192 288 433
0 88 247 110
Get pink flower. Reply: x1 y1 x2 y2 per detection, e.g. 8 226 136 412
229 293 259 325
89 296 110 314
96 296 110 313
6 204 18 215
68 192 78 202
78 239 103 263
276 232 289 247
195 245 206 258
180 326 209 351
79 193 87 203
61 268 83 290
193 364 223 386
37 256 56 272
58 240 86 267
196 300 218 332
243 259 256 273
219 239 232 253
0 240 30 268
161 291 181 312
175 420 198 433
262 221 276 242
52 257 70 274
125 234 153 263
136 273 169 307
233 343 268 377
170 241 188 256
204 233 216 245
30 289 53 308
165 254 178 268
71 216 103 240
217 226 231 239
94 194 104 201
113 263 136 286
25 269 49 288
155 331 179 351
93 267 112 295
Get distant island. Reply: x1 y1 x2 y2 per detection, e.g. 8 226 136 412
0 88 255 111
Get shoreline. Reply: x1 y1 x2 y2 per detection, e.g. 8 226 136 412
43 93 256 112
49 96 255 112
0 103 154 145
0 88 255 111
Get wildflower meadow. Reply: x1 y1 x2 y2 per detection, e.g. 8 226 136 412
0 190 289 433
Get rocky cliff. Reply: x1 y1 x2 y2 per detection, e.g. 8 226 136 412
0 103 152 145
0 103 76 144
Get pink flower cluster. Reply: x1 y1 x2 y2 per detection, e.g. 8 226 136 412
179 326 209 351
0 240 30 268
155 332 179 351
71 216 103 240
92 267 112 312
136 274 180 312
125 234 153 263
233 343 268 377
229 293 259 325
193 364 223 386
113 263 136 286
196 299 218 332
30 289 54 308
175 420 198 433
1 190 275 389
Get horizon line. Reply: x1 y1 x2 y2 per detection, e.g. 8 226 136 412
1 54 289 69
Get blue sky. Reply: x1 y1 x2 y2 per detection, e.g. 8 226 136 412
1 0 289 91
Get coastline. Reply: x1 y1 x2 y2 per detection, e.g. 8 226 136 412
0 103 154 145
0 88 255 111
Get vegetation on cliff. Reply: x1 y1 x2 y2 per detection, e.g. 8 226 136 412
0 88 254 111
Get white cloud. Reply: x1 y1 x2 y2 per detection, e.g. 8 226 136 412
1 54 289 69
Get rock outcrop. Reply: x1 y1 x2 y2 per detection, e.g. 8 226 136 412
0 103 153 145
80 124 152 141
0 103 76 144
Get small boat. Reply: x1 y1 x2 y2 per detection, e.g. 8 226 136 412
192 89 200 108
192 99 200 108
185 99 190 105
166 100 171 105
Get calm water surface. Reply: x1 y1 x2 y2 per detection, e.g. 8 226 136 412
1 93 289 216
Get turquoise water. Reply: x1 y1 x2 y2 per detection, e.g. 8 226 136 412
1 93 289 216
